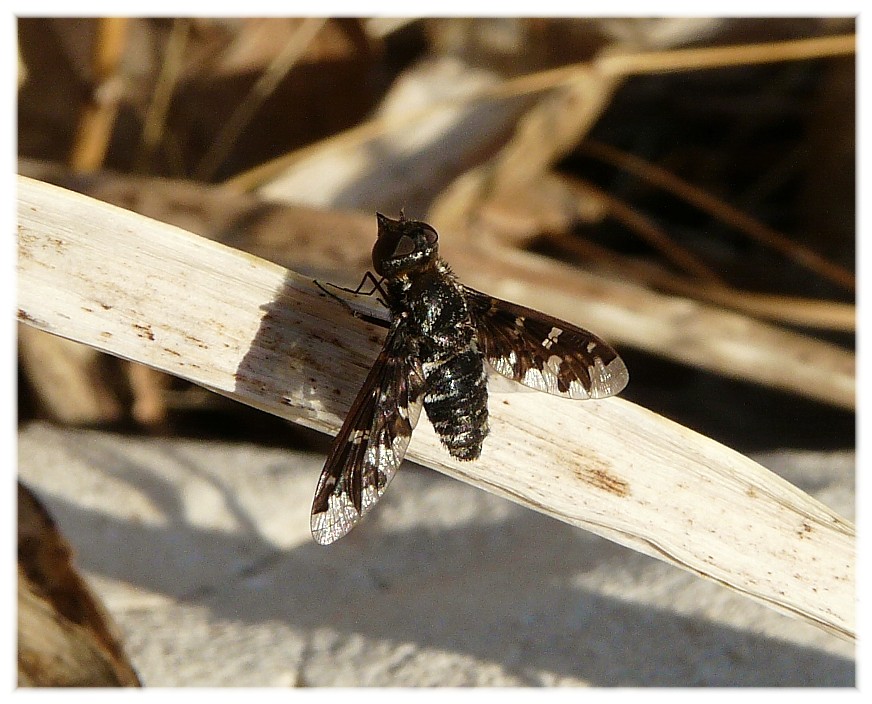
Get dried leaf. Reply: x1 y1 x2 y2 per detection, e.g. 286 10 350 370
17 176 854 640
18 483 140 687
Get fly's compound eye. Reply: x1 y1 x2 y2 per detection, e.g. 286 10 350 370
420 224 438 247
391 235 416 259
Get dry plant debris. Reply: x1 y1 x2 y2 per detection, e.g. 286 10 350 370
18 176 854 640
16 18 855 680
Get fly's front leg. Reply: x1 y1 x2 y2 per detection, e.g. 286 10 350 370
314 272 390 321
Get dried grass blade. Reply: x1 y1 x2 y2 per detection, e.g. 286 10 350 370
17 176 854 640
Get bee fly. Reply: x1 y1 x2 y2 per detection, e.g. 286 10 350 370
311 213 629 544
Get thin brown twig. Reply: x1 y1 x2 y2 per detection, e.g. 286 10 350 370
595 33 855 78
565 176 727 285
483 33 856 100
133 18 192 174
581 140 855 292
68 18 131 172
545 232 854 332
194 17 328 181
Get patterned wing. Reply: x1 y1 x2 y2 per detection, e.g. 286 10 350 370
465 288 629 399
311 319 425 545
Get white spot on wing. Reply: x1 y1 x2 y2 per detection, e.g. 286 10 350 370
541 326 563 349
545 354 563 377
350 429 370 445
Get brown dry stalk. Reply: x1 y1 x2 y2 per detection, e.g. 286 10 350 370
134 18 192 174
194 18 329 181
544 230 854 332
486 33 856 99
566 176 727 285
596 33 856 77
581 140 856 292
68 18 132 172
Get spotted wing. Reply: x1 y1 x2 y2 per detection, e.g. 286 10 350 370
311 320 425 545
465 288 629 399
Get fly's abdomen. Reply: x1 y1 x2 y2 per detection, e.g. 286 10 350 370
423 347 489 461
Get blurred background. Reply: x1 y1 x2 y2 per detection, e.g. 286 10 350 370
17 17 855 686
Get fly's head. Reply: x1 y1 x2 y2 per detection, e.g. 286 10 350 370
372 212 439 278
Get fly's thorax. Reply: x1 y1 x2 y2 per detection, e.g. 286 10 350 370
408 272 478 355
